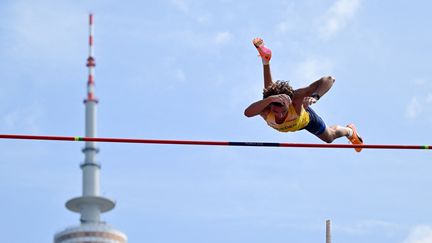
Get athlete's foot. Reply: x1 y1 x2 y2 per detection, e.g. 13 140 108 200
252 37 272 63
347 123 363 152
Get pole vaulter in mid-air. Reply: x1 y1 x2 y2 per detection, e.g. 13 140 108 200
244 37 364 152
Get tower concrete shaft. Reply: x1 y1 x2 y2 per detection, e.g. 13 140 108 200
65 13 114 224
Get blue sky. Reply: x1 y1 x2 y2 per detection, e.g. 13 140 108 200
0 0 432 242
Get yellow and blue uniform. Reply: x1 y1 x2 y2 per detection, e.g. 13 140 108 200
265 105 326 135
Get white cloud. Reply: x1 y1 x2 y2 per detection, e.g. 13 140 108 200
406 93 432 119
196 14 211 24
404 225 432 243
214 31 233 45
174 68 186 82
274 3 299 34
171 0 190 13
336 220 400 236
318 0 361 39
293 57 334 85
276 22 287 33
406 97 423 119
2 105 42 133
414 79 427 86
426 93 432 103
170 0 212 24
1 1 84 62
405 79 432 119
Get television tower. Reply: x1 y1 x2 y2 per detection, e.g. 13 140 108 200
54 14 127 243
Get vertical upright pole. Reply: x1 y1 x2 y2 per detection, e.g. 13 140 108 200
326 220 331 243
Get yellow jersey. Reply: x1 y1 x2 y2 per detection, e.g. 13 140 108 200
265 104 310 132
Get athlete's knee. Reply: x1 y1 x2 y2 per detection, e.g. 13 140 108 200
321 76 335 83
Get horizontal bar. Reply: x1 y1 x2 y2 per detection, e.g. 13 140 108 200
0 134 430 150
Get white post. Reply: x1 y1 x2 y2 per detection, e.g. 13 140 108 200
326 220 331 243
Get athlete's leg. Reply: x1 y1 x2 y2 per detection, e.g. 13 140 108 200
304 107 363 150
318 124 363 152
318 125 351 143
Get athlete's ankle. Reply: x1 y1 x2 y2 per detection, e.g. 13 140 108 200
346 127 353 138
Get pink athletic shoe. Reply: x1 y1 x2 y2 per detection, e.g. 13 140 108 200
252 37 272 62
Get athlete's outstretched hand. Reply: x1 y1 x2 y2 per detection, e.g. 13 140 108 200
302 96 317 108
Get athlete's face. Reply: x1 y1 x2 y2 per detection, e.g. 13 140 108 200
270 103 288 119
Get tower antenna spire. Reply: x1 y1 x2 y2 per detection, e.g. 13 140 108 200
86 13 97 102
54 13 127 243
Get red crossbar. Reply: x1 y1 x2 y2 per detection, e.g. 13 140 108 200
0 134 429 150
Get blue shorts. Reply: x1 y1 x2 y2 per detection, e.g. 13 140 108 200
302 107 326 136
